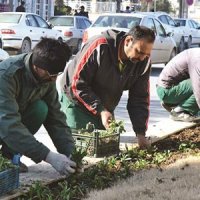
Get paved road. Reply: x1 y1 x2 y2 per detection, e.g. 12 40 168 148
115 65 169 132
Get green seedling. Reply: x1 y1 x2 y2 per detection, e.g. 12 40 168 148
71 146 87 171
179 142 197 152
26 181 53 200
0 153 16 172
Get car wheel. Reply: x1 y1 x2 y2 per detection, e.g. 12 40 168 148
58 37 63 43
178 37 185 53
20 39 31 54
169 48 176 60
186 36 192 49
165 48 176 65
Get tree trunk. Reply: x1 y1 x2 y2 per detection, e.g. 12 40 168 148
116 0 121 13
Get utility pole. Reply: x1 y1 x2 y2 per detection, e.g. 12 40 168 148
179 0 184 18
154 0 156 12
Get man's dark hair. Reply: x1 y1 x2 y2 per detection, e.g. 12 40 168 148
21 1 25 5
32 38 72 75
80 6 85 10
126 25 155 43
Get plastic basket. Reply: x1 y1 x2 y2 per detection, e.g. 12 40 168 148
0 167 19 196
72 130 120 157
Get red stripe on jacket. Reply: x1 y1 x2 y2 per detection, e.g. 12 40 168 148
72 37 107 115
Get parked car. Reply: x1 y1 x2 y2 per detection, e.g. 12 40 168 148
146 12 185 52
0 34 9 60
48 15 92 53
174 18 200 48
83 13 177 64
0 12 63 54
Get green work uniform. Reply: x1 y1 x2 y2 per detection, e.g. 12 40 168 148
157 79 199 115
0 53 74 163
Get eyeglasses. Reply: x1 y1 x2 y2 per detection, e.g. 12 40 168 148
46 71 63 78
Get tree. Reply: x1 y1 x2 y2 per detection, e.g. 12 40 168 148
140 0 174 13
54 0 66 15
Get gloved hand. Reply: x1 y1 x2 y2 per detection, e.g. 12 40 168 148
45 151 76 175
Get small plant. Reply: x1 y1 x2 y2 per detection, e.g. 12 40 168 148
179 142 197 152
24 181 53 200
0 153 16 172
71 146 87 172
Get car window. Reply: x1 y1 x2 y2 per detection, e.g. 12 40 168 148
188 20 195 28
0 14 21 23
154 19 166 37
84 19 91 28
190 20 198 29
166 16 176 26
158 15 168 25
34 15 49 28
142 17 156 33
26 15 38 27
77 18 87 29
49 17 74 26
175 19 185 26
92 15 141 29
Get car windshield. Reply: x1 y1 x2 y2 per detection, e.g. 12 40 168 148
0 14 21 23
49 17 74 26
92 15 141 29
175 19 186 26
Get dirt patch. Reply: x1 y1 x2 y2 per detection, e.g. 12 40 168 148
11 126 200 199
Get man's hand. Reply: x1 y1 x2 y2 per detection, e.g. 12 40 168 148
45 151 76 175
100 109 113 129
137 134 151 149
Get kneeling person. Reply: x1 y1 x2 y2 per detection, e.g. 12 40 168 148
0 38 76 175
157 48 200 122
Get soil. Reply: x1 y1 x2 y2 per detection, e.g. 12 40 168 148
154 125 200 166
14 125 200 199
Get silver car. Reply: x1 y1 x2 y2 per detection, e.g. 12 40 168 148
0 12 63 54
83 13 177 64
148 12 185 52
48 16 92 53
174 18 200 48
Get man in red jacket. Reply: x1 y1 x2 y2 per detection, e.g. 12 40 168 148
60 26 155 149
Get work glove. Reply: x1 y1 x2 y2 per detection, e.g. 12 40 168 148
45 151 76 175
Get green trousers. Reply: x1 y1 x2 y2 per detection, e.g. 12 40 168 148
1 100 48 159
157 79 199 115
60 92 104 131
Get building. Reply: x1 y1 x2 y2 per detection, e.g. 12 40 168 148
0 0 54 20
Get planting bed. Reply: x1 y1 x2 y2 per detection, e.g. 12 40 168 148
8 125 200 200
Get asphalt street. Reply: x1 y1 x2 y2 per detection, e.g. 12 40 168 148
115 65 169 132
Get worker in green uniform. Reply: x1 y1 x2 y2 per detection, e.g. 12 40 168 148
0 38 76 175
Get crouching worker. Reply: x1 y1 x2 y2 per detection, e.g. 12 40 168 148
157 48 200 122
59 26 155 149
0 38 76 175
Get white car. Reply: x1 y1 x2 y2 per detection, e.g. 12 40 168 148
0 12 63 54
48 16 92 53
83 13 177 64
174 18 200 48
147 12 185 52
